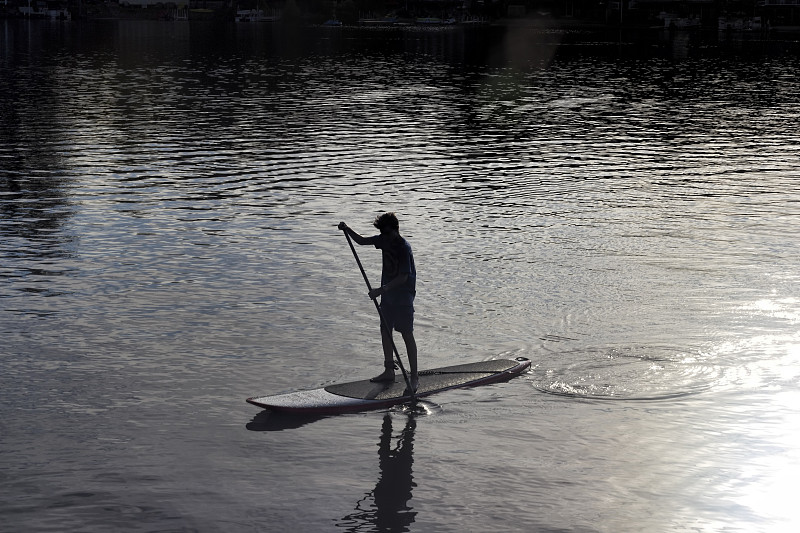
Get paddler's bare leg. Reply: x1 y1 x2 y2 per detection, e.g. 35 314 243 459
370 323 395 382
402 330 418 394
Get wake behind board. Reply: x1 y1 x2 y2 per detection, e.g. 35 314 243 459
246 357 531 415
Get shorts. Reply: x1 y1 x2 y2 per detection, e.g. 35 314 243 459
380 304 414 334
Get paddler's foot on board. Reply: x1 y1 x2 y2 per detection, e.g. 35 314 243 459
370 368 395 382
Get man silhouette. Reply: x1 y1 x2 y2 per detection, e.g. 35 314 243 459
339 213 418 394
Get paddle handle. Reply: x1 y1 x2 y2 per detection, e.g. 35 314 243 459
343 228 375 292
342 229 414 398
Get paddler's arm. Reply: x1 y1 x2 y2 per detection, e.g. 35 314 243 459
338 222 372 246
368 273 408 300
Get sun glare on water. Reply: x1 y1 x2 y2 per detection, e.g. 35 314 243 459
728 297 800 531
734 389 800 532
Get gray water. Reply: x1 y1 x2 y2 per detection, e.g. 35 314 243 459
2 19 800 532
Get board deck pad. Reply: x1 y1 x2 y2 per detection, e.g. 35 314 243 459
326 359 523 400
247 358 531 415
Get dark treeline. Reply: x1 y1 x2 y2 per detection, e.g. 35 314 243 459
2 0 799 29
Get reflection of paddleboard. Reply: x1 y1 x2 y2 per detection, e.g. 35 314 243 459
247 357 531 415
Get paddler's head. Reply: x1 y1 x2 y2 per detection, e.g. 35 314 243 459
373 212 400 237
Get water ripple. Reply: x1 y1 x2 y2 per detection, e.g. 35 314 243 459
532 345 724 401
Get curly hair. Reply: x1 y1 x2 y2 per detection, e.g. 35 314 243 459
373 212 400 232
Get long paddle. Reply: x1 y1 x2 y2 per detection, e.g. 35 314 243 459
342 229 415 399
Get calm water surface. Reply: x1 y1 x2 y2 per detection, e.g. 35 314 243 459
2 19 799 532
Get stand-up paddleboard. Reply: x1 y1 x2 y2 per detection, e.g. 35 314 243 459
247 357 531 415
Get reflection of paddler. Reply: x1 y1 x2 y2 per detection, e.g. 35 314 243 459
338 413 417 531
375 413 416 530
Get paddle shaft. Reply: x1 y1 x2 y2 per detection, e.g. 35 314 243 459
342 229 414 396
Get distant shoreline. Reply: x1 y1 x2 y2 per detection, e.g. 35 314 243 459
4 9 800 35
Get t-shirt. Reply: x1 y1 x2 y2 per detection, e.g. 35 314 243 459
371 234 416 308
